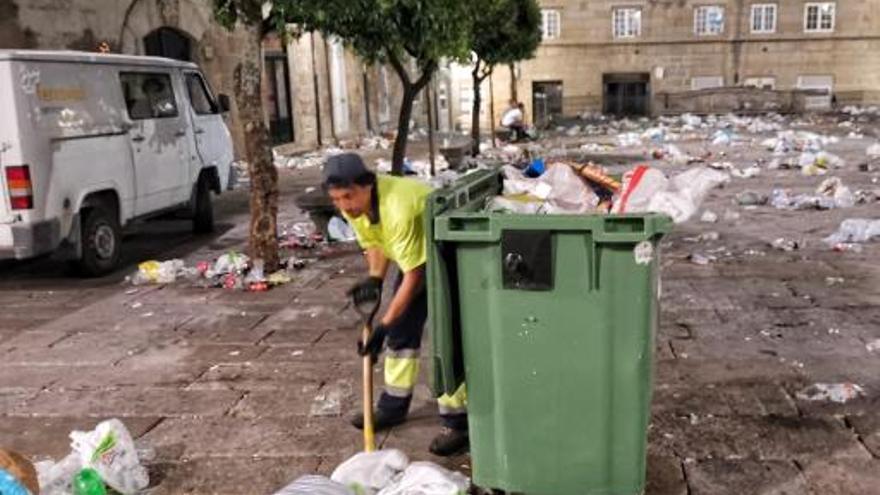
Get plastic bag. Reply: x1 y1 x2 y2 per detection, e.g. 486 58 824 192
612 166 728 223
131 259 185 285
500 165 599 214
35 453 81 495
210 252 250 277
328 216 357 242
816 177 855 209
823 219 880 245
331 450 409 495
377 462 469 495
867 143 880 158
70 419 149 494
274 475 355 495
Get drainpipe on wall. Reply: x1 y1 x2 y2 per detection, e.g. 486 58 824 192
310 31 322 147
363 64 373 135
323 37 338 145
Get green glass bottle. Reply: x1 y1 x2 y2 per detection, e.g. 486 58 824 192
72 468 107 495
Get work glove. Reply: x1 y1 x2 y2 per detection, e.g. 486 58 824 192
357 324 388 363
348 276 383 307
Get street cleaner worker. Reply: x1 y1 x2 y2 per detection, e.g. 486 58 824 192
322 153 469 456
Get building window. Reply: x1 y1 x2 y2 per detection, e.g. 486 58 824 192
541 9 561 40
744 77 776 89
694 6 725 35
750 4 777 33
805 3 835 32
691 76 724 90
613 8 642 38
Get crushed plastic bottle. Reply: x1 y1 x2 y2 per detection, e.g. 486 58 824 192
309 380 353 417
796 383 865 403
823 219 880 245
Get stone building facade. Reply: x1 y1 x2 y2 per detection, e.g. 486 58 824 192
1 0 415 156
456 0 880 129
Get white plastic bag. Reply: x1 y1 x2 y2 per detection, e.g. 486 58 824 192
823 218 880 245
331 450 409 495
612 166 728 223
611 166 669 215
274 475 355 495
70 419 149 494
377 462 469 495
328 216 357 242
35 452 81 495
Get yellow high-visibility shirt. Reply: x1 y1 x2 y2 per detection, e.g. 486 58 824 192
344 175 431 273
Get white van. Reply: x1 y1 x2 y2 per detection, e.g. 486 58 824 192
0 50 234 276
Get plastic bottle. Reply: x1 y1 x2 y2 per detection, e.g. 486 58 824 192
73 468 107 495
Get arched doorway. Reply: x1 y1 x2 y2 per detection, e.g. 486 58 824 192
144 27 192 61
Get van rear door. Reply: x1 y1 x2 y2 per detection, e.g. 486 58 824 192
183 71 233 189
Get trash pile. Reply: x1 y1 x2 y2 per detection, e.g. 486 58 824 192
35 419 150 495
273 449 468 495
129 251 300 291
486 159 728 224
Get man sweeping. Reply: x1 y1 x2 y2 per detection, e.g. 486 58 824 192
322 153 469 456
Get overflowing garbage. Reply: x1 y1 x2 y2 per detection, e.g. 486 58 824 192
35 419 149 495
274 450 468 495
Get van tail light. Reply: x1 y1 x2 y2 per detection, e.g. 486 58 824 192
6 165 34 210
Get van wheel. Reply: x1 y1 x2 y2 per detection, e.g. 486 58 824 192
77 206 122 277
193 177 215 234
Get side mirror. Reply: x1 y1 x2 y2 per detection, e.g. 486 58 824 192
217 94 231 114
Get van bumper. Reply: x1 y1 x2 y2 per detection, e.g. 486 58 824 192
0 219 61 260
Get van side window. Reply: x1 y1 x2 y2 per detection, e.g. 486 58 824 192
186 73 218 115
120 72 179 120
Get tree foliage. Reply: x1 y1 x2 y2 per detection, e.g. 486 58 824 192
468 0 541 155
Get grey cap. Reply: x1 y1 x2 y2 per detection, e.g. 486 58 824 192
322 153 369 188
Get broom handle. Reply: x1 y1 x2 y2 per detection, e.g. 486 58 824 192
362 322 376 452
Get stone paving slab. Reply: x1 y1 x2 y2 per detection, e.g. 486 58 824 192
146 457 321 495
683 458 808 495
8 388 243 418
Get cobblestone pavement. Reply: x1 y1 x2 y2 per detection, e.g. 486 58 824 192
1 123 879 494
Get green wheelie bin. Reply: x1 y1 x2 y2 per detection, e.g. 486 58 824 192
426 168 672 495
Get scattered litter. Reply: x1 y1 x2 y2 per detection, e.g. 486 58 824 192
35 419 148 495
328 216 357 242
735 191 768 206
689 253 716 265
867 143 880 158
866 339 880 353
823 218 880 246
816 177 855 209
0 449 38 495
825 276 845 286
770 238 800 251
700 210 718 223
129 259 187 285
377 462 469 495
309 380 352 417
796 383 865 404
273 475 355 495
331 450 410 495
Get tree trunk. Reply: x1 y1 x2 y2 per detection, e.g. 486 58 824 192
233 29 279 272
392 84 416 175
425 80 435 176
471 68 482 157
490 73 497 148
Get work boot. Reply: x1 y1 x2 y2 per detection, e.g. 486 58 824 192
351 408 407 431
428 427 469 457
